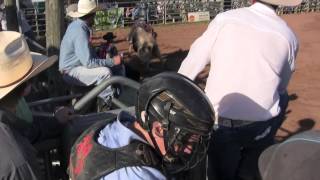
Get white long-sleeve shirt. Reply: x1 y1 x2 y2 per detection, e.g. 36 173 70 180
178 2 299 121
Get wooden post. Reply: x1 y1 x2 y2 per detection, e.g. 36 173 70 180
4 0 18 31
45 0 64 56
45 0 65 97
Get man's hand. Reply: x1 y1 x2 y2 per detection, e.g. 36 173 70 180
54 106 77 124
112 55 122 65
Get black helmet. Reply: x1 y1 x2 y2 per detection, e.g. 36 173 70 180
136 72 215 174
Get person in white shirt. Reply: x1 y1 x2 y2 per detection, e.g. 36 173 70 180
178 0 301 179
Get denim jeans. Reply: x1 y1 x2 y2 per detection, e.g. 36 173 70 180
62 66 113 103
207 93 289 180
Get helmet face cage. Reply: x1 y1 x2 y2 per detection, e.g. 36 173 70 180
162 124 211 174
147 91 212 174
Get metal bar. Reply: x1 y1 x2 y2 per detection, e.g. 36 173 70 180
15 0 22 33
4 0 19 31
164 1 167 24
44 152 52 180
111 98 127 109
28 94 83 107
74 76 140 112
32 111 54 118
25 36 46 51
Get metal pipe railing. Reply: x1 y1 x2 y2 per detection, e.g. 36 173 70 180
74 76 140 112
111 97 128 110
28 94 83 107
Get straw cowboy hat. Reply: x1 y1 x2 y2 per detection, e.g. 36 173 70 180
0 31 57 99
67 0 100 18
260 0 302 6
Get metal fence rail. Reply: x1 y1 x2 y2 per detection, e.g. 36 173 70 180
23 0 320 39
23 6 45 39
277 0 320 14
163 1 224 24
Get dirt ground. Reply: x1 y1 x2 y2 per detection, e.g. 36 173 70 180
105 12 320 141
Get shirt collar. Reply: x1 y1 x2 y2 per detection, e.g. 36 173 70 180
250 2 277 16
116 111 148 144
76 18 86 25
76 18 90 29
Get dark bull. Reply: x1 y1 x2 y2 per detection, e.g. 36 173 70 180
127 24 162 69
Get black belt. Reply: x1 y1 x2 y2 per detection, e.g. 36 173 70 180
218 117 256 128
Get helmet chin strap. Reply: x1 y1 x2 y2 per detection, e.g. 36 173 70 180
146 100 172 157
146 107 174 173
147 128 167 169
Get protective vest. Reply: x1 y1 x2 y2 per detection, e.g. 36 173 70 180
69 119 163 180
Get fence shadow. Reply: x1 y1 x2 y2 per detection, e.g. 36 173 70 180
276 118 316 142
274 92 314 141
289 93 298 101
123 49 189 81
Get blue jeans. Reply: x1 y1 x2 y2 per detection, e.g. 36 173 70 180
62 66 113 103
207 93 289 180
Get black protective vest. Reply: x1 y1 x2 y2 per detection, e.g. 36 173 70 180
69 120 163 180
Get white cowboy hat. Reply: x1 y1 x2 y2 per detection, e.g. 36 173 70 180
67 0 100 18
0 31 58 99
259 0 302 6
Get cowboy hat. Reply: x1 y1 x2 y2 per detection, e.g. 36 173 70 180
259 0 302 6
67 0 100 18
103 32 117 41
0 31 57 99
259 130 320 180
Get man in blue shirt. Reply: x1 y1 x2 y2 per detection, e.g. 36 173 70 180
69 72 215 179
59 0 122 104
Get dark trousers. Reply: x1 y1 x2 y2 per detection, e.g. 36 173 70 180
207 93 289 180
174 157 207 180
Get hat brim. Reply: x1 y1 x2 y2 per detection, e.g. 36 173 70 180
0 53 58 99
67 3 101 18
258 144 277 179
260 0 302 6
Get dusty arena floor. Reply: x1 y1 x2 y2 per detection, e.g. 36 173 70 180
104 12 320 141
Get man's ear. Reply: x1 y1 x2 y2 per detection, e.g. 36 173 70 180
152 121 164 138
140 111 147 123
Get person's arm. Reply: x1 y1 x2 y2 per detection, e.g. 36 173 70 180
178 15 223 80
278 34 299 94
27 106 76 144
0 122 42 180
74 29 115 68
